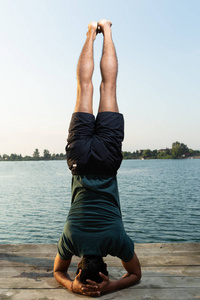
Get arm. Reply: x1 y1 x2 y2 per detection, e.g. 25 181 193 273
84 251 141 295
117 251 142 289
53 253 73 291
53 253 100 296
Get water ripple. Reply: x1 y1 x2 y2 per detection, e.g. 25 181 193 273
0 159 200 244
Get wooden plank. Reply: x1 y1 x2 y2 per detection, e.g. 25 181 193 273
1 255 200 267
141 266 200 277
1 257 199 268
0 243 200 300
135 243 200 252
1 252 200 267
1 265 200 278
2 250 200 258
0 244 57 253
104 254 200 267
0 253 54 267
0 266 54 277
1 243 200 254
0 287 200 300
0 275 200 289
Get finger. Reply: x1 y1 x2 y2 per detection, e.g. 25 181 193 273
86 279 98 285
83 290 100 297
99 272 109 281
90 291 100 297
84 285 98 290
82 285 98 291
81 288 100 293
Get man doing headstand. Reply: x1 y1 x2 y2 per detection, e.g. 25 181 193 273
54 19 141 296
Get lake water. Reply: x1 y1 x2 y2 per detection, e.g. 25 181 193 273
0 159 199 244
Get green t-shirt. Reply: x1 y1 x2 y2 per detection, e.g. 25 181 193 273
58 175 134 262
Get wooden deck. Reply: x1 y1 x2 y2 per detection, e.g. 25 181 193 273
0 243 200 299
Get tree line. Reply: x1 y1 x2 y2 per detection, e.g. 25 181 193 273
0 149 66 161
123 142 200 160
1 142 200 161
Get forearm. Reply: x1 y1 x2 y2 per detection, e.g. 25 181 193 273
54 271 73 291
108 273 140 293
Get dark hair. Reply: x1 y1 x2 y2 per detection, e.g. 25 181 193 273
76 255 108 284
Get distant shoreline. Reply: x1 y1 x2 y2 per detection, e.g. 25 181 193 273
1 142 200 161
1 156 200 162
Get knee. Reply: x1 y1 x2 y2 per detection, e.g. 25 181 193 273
100 82 117 100
100 81 116 93
78 81 93 93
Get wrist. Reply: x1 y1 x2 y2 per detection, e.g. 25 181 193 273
108 280 116 293
70 280 74 292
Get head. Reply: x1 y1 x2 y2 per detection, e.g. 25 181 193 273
76 255 108 284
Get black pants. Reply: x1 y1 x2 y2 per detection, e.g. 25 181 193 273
66 112 124 176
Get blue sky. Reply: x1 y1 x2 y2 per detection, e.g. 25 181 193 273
0 0 200 156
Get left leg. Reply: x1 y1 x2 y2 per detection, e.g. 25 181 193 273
67 22 98 174
74 22 98 114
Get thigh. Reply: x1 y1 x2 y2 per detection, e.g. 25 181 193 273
67 112 95 143
66 112 95 174
91 111 124 174
95 111 124 144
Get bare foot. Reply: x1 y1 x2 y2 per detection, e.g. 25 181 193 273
97 19 112 35
87 21 98 40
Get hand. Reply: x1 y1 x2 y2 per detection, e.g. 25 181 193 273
84 272 112 295
72 270 100 297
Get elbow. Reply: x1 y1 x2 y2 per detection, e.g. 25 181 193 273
53 261 59 280
53 264 61 281
133 270 142 285
136 265 142 283
137 269 142 282
131 269 142 284
53 269 58 280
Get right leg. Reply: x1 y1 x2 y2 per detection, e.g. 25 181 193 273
98 19 119 113
93 20 123 175
74 22 98 114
